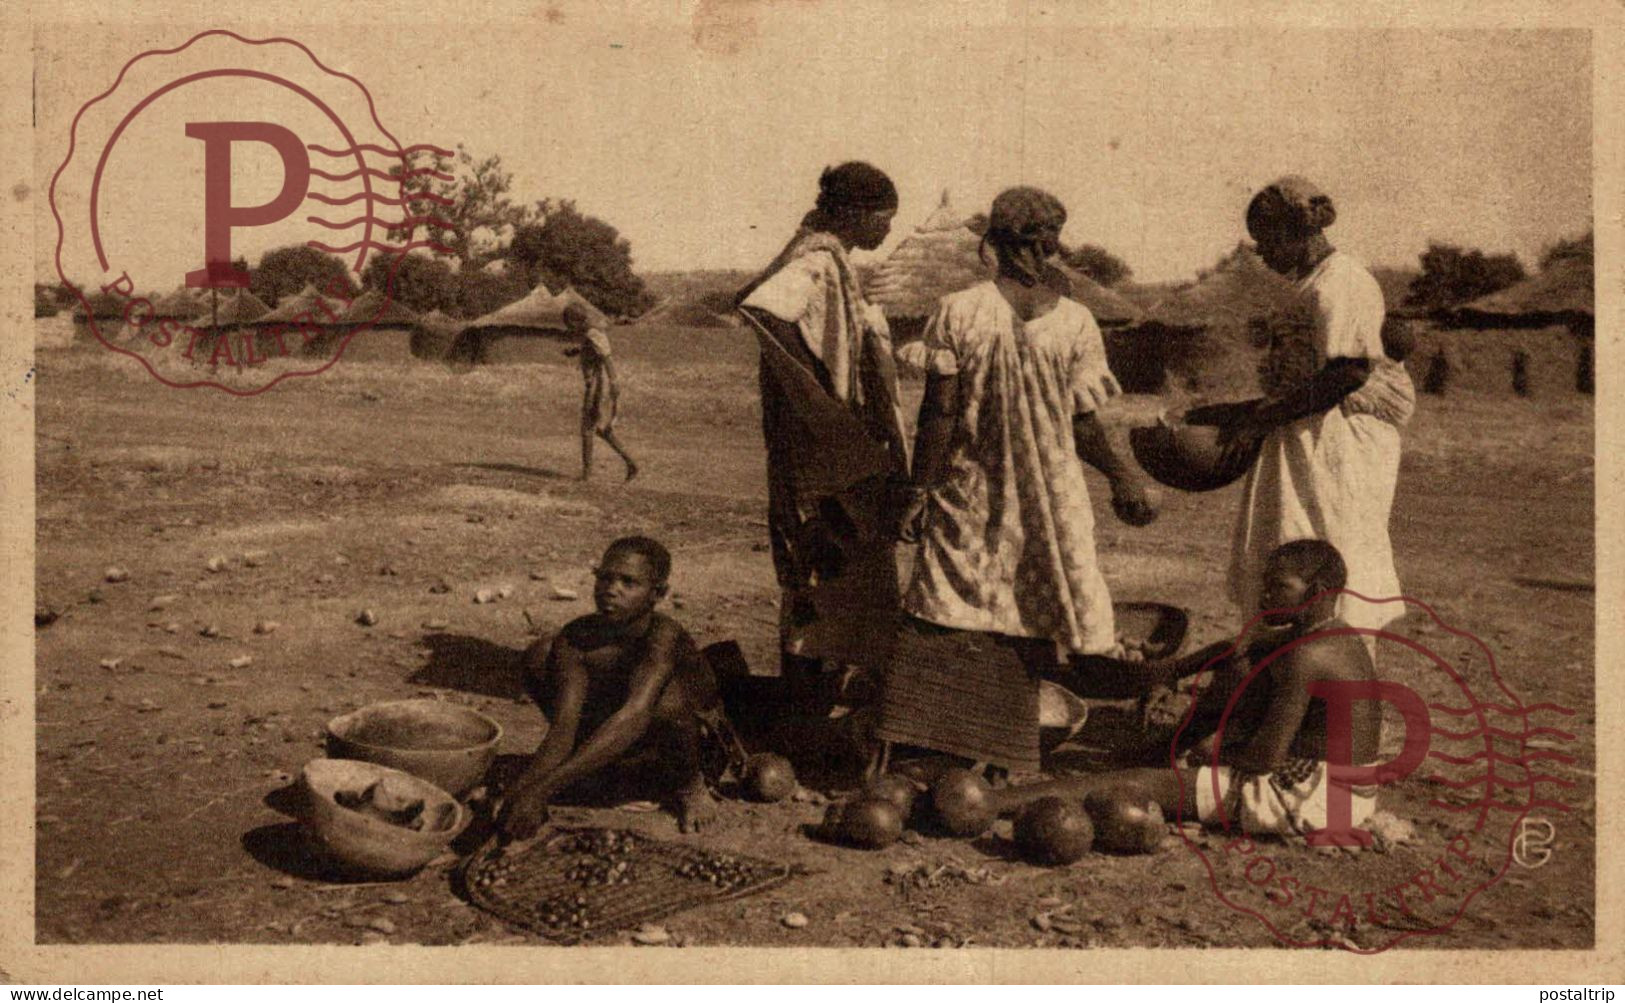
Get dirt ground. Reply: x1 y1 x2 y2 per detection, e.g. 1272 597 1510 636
32 327 1596 951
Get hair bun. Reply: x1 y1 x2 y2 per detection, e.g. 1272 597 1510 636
1306 195 1337 230
813 161 898 214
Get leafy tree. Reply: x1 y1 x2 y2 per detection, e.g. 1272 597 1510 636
505 199 653 317
250 246 358 307
1404 243 1526 312
1060 243 1133 287
390 146 526 270
450 268 526 319
361 252 457 314
1540 230 1593 271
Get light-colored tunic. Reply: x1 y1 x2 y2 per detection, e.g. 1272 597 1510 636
898 281 1122 655
1228 251 1415 632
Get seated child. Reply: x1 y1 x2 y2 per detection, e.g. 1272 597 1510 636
499 536 731 839
1071 539 1382 839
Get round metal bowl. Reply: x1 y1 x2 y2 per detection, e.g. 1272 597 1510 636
298 758 467 878
325 698 502 797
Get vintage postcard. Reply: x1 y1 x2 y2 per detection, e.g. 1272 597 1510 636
2 0 1619 984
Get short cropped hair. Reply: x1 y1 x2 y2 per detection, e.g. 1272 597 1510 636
603 535 672 584
562 303 593 328
1266 539 1348 595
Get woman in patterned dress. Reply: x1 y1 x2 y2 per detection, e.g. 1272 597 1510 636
883 187 1158 771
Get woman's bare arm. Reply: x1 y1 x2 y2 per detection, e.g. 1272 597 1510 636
1251 358 1371 429
898 373 959 541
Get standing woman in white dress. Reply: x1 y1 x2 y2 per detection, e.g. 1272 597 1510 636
1223 177 1416 652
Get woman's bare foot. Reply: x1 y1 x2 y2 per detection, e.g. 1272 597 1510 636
674 781 716 833
624 460 639 482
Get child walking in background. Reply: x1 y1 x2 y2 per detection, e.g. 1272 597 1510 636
564 304 639 482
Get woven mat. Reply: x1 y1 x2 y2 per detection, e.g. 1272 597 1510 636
875 619 1042 771
461 828 800 944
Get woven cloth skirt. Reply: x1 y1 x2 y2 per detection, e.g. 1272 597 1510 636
874 616 1046 772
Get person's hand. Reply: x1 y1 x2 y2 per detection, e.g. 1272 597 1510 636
1110 474 1160 527
1140 682 1186 731
895 487 930 543
563 346 582 357
1209 401 1271 474
496 782 552 842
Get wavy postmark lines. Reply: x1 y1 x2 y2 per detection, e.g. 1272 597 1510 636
1172 590 1577 953
50 30 451 395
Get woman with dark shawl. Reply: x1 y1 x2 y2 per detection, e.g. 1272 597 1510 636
735 162 910 717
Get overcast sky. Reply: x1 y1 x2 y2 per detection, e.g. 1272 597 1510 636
34 5 1593 291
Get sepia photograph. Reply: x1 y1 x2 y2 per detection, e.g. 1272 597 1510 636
6 0 1618 983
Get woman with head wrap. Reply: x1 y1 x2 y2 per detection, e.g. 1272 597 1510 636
878 186 1158 774
1221 176 1415 653
735 162 910 719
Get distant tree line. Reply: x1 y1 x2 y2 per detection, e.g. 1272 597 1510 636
1403 244 1526 312
50 144 659 325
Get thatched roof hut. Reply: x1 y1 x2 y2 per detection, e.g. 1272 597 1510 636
868 195 994 320
1451 254 1593 328
1141 246 1298 331
451 283 610 365
339 289 423 329
1098 247 1299 396
461 283 589 335
419 309 462 335
253 284 344 328
407 309 464 361
867 193 1142 328
637 292 740 329
287 289 424 363
203 288 271 326
556 286 611 328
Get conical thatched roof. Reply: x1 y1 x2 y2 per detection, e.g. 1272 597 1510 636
555 286 611 328
1455 253 1593 322
637 294 740 328
339 289 422 328
867 192 1142 325
255 284 345 326
1142 245 1299 330
462 282 606 333
208 288 271 325
419 309 462 334
868 195 992 319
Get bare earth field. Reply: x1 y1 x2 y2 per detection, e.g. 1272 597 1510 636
32 326 1596 951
